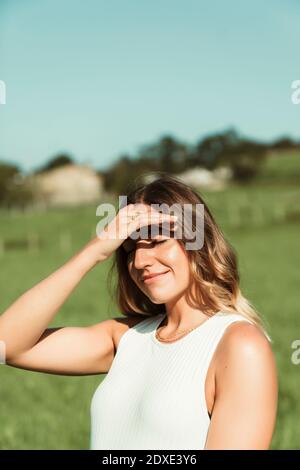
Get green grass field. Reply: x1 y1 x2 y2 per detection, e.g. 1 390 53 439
0 153 300 449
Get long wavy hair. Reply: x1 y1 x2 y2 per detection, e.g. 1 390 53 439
107 174 271 342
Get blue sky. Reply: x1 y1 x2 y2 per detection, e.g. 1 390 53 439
0 0 299 173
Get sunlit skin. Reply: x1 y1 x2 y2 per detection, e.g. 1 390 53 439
123 228 211 333
122 213 278 449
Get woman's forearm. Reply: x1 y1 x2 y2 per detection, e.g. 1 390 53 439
0 239 106 360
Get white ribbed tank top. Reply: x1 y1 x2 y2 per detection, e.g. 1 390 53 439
90 311 253 450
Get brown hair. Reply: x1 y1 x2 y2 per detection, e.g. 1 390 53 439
107 173 271 342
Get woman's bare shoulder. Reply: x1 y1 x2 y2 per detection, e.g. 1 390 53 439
214 320 277 382
219 320 271 350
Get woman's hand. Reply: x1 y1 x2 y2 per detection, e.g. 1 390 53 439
87 203 177 263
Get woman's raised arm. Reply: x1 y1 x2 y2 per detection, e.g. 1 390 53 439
0 237 108 363
0 204 176 375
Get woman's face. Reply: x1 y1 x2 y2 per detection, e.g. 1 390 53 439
123 228 191 304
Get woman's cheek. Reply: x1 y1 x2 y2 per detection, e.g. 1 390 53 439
163 244 184 265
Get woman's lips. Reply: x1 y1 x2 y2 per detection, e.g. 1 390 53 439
142 270 170 284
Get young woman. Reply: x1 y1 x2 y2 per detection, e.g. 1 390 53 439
0 175 278 450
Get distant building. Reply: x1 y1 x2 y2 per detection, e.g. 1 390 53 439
142 166 232 190
175 166 232 190
29 164 103 208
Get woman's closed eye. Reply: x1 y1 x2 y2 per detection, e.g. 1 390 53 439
127 239 167 256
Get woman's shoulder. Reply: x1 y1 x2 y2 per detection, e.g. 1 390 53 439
214 316 276 381
218 317 269 350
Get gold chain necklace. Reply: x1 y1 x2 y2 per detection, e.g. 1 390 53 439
155 321 206 343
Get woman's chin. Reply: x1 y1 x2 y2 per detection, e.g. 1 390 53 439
148 293 173 304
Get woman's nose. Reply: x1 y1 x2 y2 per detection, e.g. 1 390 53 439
133 246 154 269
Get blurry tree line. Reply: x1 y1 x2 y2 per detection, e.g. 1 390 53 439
0 163 33 209
0 128 299 207
101 129 300 194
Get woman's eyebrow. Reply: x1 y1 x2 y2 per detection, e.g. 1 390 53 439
123 237 159 252
123 238 148 252
123 225 172 249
